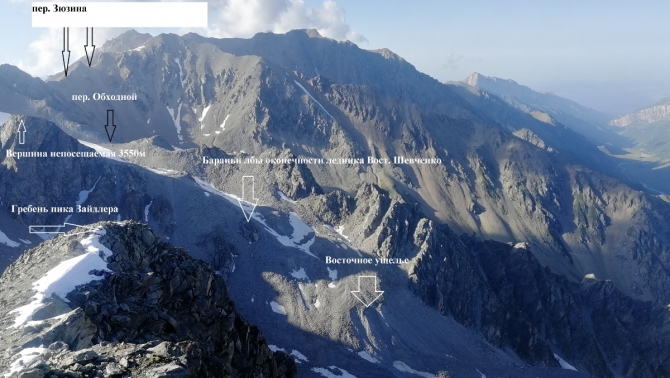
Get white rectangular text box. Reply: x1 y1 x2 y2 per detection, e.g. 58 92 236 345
32 2 208 28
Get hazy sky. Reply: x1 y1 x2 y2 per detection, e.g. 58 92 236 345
2 0 669 116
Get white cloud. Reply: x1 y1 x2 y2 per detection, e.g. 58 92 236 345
305 0 366 43
16 0 364 78
442 53 464 71
207 0 366 42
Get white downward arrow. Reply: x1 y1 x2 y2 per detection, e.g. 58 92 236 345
237 175 259 222
351 275 384 307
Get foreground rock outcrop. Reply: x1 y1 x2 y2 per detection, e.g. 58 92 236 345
0 221 296 377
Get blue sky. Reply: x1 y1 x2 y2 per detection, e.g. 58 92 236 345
2 0 669 115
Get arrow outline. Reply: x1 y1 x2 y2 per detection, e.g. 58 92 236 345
104 109 116 142
350 275 384 307
62 27 70 77
237 175 259 222
17 120 26 145
29 222 100 236
85 27 96 67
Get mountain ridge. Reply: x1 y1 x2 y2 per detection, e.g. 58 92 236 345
3 29 670 304
0 221 297 377
2 28 670 377
461 72 629 148
464 72 612 122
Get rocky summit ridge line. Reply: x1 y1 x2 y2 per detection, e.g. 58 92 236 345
0 221 296 378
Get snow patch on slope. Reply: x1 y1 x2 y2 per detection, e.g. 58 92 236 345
62 177 101 226
278 190 296 203
269 345 286 353
270 301 287 315
193 178 316 257
148 168 179 176
77 140 125 163
294 80 335 121
144 200 153 223
335 225 349 240
311 366 357 378
554 353 578 371
325 224 349 242
174 58 184 84
327 267 337 280
358 351 379 363
393 361 436 378
281 212 316 256
290 267 310 281
76 177 100 207
291 350 309 363
8 229 112 328
167 104 183 141
220 114 230 131
297 283 310 310
199 105 211 129
6 347 50 377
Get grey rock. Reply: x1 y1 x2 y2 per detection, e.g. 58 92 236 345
144 363 189 377
0 222 296 378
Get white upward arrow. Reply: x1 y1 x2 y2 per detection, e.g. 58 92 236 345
18 120 26 145
237 175 259 222
351 275 384 307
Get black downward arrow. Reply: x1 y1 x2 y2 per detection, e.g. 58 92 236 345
104 110 116 142
85 27 95 67
62 27 71 77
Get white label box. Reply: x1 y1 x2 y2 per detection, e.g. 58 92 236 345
32 2 208 28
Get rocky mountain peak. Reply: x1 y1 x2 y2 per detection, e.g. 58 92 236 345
463 72 533 94
301 29 323 38
370 48 406 62
463 71 481 86
100 30 153 54
461 71 617 146
0 221 296 377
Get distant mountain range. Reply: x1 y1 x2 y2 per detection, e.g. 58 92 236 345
462 72 630 147
462 71 670 196
610 98 670 159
